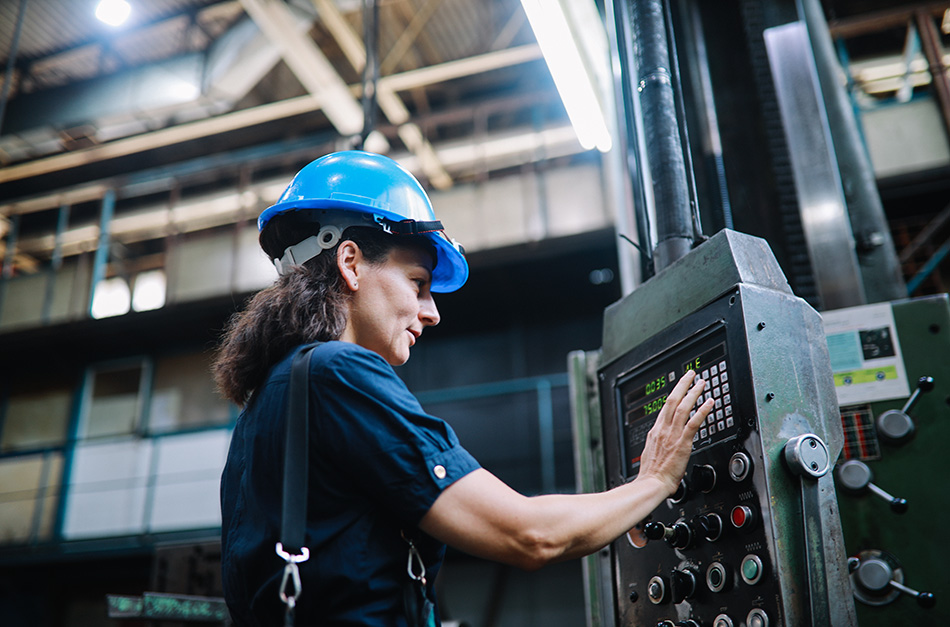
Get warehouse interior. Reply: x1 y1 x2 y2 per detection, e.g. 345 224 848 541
1 0 949 625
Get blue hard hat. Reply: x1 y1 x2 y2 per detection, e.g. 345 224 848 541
259 151 468 293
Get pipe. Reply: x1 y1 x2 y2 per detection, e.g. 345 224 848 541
631 0 692 272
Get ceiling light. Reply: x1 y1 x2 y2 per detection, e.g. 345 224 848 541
521 0 612 153
95 0 132 27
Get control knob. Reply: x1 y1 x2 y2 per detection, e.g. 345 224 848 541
643 521 695 550
695 512 723 541
851 549 935 608
836 460 908 513
670 567 698 604
689 464 717 493
876 376 933 444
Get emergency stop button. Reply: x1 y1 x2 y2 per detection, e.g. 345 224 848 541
730 504 756 530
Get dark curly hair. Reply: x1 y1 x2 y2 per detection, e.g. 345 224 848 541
212 210 434 405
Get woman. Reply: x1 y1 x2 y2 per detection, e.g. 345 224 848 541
216 151 713 626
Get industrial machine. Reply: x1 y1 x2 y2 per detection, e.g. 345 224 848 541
570 229 857 627
823 296 949 625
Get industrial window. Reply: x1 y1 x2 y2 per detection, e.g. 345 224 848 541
1 376 76 453
0 452 64 545
79 361 147 440
148 351 231 433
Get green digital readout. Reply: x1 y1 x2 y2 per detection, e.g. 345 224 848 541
618 337 729 473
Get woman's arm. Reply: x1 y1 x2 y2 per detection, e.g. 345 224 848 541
419 370 713 571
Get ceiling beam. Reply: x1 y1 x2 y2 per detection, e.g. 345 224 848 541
312 0 451 188
0 44 542 187
239 0 364 135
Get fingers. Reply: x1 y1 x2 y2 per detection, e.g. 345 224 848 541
659 370 708 426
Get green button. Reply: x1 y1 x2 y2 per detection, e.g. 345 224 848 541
742 556 760 580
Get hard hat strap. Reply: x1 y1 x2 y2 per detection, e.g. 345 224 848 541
375 216 444 236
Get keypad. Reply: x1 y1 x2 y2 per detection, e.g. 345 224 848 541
689 359 735 445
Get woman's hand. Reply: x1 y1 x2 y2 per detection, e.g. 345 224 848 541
636 370 714 496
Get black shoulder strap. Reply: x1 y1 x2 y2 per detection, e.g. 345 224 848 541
281 343 321 554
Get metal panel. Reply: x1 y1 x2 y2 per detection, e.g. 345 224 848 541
831 296 950 625
763 22 865 310
601 229 791 366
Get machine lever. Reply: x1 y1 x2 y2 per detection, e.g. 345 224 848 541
901 375 934 414
890 580 937 608
851 550 936 608
835 460 908 514
877 375 934 444
784 433 834 627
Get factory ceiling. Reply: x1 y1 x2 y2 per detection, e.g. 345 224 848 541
0 0 946 256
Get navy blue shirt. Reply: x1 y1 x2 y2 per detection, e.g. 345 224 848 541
221 342 480 626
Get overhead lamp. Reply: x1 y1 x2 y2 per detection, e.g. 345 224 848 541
521 0 612 153
95 0 132 27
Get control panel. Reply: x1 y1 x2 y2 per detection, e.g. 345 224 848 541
570 230 857 627
601 294 782 627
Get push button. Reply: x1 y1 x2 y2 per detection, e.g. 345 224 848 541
741 554 764 585
747 608 769 627
731 504 755 529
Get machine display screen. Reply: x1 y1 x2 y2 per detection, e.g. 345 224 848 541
615 325 736 477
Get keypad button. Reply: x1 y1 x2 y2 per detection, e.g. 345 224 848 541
700 428 708 438
717 421 725 431
715 398 722 409
719 360 727 371
713 387 721 398
703 370 710 379
716 409 724 420
711 365 719 376
726 417 735 428
709 423 717 435
721 371 728 382
712 375 720 387
722 382 730 394
705 391 712 401
725 405 733 416
724 394 731 405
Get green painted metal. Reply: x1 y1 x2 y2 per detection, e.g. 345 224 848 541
835 295 950 625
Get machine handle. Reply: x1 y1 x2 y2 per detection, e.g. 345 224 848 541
835 459 908 514
901 375 934 414
877 375 934 444
783 433 833 627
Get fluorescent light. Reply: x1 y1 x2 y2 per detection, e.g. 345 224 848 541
95 0 131 27
521 0 612 152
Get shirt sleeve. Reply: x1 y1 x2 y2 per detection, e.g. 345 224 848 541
311 343 481 525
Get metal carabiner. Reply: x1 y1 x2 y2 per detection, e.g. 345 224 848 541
405 537 427 586
279 561 302 607
276 542 310 607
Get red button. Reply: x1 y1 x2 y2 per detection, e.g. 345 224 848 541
731 505 752 529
